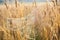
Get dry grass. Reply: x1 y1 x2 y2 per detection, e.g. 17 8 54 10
0 0 60 40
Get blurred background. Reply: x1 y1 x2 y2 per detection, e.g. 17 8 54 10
0 0 47 4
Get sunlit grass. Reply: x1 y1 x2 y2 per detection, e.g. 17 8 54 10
0 0 60 40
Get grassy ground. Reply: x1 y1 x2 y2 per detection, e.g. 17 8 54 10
0 1 60 40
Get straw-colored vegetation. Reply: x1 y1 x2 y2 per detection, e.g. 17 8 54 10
0 0 60 40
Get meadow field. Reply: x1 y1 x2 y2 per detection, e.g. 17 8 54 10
0 0 60 40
